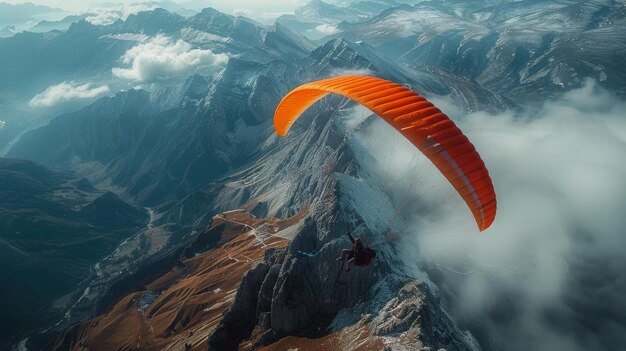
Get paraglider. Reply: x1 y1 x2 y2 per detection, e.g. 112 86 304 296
273 75 496 232
336 226 376 272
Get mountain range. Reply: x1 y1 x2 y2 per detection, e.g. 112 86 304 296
1 1 625 350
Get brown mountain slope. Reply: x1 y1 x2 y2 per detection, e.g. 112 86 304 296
52 206 476 351
50 210 297 351
249 316 387 351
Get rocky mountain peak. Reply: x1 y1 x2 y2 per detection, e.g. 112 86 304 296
118 7 184 34
309 38 373 71
186 7 236 35
263 22 316 57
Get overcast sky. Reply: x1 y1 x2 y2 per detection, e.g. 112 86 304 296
2 0 305 13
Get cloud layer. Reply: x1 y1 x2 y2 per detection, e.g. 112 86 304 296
112 35 228 82
352 80 626 351
83 4 156 26
29 81 110 107
435 80 626 351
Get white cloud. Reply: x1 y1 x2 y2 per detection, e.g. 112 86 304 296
112 35 228 82
29 81 110 107
232 8 254 17
83 4 156 26
351 79 626 350
315 24 339 35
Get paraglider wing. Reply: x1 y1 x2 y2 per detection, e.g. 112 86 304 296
274 75 496 231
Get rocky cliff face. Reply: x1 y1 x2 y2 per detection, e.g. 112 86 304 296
203 175 479 351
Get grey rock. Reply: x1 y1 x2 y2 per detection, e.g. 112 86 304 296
208 262 270 351
373 281 475 351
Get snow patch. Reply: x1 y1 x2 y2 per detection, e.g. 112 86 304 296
100 33 149 42
180 27 231 44
329 67 375 78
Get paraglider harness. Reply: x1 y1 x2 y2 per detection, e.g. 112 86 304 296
346 229 376 267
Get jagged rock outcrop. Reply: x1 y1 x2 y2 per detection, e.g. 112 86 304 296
209 263 271 351
268 217 385 337
373 281 479 351
206 187 391 349
206 183 477 351
208 247 287 351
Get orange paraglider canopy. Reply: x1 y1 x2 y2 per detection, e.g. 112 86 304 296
274 75 496 231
